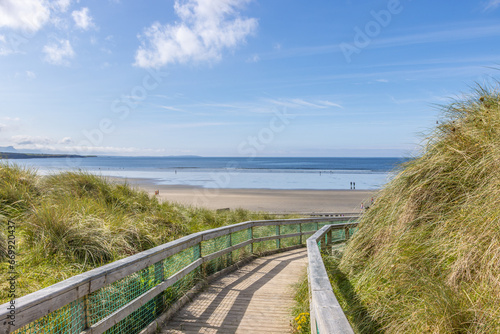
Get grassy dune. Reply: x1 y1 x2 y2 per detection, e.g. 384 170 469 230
338 86 500 333
0 165 277 303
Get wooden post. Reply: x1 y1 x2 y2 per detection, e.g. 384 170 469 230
327 229 332 246
198 242 207 278
321 234 327 252
345 227 350 240
83 294 91 329
154 260 164 313
227 233 232 265
276 225 281 249
249 227 254 254
299 223 303 245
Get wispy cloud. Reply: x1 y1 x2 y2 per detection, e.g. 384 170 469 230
58 137 73 144
246 54 260 62
72 7 95 30
268 98 343 110
484 0 500 11
157 105 187 113
12 135 53 146
166 122 231 128
257 23 500 61
371 24 500 49
134 0 258 68
43 39 75 65
318 100 344 108
51 0 71 13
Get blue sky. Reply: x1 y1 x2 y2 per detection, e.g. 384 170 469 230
1 0 500 157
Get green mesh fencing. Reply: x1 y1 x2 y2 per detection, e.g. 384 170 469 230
9 220 356 334
13 299 85 334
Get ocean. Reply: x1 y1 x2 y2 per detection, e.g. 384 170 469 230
4 156 409 190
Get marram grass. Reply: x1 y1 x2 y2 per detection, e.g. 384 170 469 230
338 86 500 333
0 166 279 303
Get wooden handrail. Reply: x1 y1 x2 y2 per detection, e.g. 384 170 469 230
307 222 358 334
0 217 353 334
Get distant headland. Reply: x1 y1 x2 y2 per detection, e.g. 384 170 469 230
0 152 96 159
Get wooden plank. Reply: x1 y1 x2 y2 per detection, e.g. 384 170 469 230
160 248 308 334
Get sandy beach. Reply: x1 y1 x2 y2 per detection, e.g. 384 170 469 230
110 177 377 214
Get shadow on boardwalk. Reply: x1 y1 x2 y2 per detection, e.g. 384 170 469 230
162 248 308 333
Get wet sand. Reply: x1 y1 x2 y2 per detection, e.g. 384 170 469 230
110 177 377 214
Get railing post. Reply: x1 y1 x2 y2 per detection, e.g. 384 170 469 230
154 260 164 313
83 294 91 329
299 223 302 244
276 224 281 249
327 229 332 246
198 242 207 277
345 226 350 240
320 233 327 252
249 226 254 254
227 233 232 265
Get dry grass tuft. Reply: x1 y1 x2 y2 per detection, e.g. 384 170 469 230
339 85 500 333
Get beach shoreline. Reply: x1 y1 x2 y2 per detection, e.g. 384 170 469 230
108 176 377 214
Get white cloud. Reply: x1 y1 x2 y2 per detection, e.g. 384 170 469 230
135 0 258 68
72 7 94 30
43 39 74 65
318 100 343 109
2 117 20 122
59 137 73 144
52 0 71 12
484 0 500 10
0 0 51 31
268 98 343 110
166 122 230 128
246 54 259 62
12 135 53 145
0 35 12 56
26 70 36 79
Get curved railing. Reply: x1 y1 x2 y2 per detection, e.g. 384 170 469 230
0 216 357 334
307 222 358 334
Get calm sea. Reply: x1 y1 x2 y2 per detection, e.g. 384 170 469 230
4 156 409 190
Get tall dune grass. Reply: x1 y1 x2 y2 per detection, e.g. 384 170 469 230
339 86 500 333
0 166 278 302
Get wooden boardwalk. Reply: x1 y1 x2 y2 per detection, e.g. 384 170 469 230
161 248 308 334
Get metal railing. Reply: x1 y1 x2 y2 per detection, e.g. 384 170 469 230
0 217 356 334
307 222 359 334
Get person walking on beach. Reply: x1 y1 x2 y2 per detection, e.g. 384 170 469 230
353 182 356 190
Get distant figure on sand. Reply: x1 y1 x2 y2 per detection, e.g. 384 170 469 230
361 203 364 210
155 190 159 195
350 182 353 189
353 182 356 190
